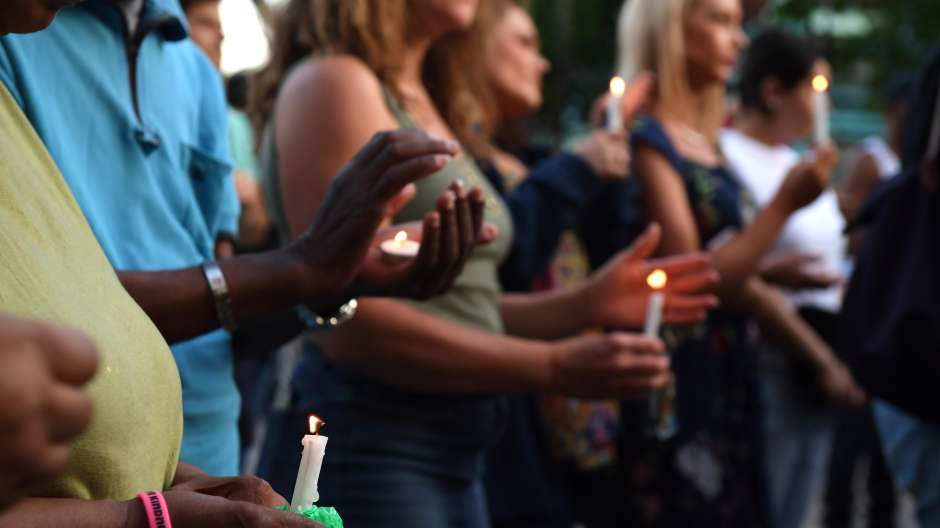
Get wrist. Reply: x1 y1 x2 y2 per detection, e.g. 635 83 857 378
121 498 147 528
281 245 331 302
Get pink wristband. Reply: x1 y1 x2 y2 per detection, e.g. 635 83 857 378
137 491 172 528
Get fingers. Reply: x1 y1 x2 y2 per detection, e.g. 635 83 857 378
621 71 654 123
44 383 94 443
414 190 459 297
622 223 662 263
607 332 666 359
378 154 452 201
666 269 721 295
478 223 499 244
468 186 486 242
645 252 714 279
37 324 98 386
384 183 417 219
410 212 442 295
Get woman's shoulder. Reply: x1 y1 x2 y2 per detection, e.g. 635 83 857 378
276 55 389 117
630 114 682 168
275 54 398 134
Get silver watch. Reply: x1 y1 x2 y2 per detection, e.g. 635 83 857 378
202 261 237 332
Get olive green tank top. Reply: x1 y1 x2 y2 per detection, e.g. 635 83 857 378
381 88 513 333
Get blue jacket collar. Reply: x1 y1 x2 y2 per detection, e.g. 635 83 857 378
83 0 188 41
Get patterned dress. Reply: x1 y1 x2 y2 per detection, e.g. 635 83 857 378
583 116 768 527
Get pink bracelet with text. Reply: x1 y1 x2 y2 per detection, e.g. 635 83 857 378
137 491 172 528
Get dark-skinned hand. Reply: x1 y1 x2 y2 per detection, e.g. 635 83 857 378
0 314 97 510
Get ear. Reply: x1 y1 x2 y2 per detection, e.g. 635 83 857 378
760 77 784 114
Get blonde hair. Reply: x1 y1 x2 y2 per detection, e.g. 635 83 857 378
615 0 725 140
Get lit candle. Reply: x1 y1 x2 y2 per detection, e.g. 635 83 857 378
290 414 328 512
812 74 831 145
644 269 677 440
643 269 667 337
607 76 627 132
380 230 420 263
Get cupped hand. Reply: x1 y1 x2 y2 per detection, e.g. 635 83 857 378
0 314 97 509
776 143 840 213
585 224 720 330
154 490 323 528
286 129 460 301
547 332 670 400
351 181 498 300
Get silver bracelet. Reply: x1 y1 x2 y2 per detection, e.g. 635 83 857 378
202 261 237 332
295 299 358 330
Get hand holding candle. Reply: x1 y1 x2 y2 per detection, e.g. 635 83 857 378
290 414 328 512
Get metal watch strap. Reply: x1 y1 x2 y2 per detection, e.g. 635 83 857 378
295 299 358 330
202 261 237 332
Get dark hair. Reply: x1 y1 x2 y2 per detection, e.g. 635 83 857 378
178 0 216 14
738 29 819 115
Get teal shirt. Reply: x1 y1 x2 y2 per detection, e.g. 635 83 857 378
0 0 241 475
228 107 261 180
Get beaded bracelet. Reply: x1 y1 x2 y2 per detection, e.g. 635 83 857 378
137 491 172 528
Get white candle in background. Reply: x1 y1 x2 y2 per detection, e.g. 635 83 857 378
290 414 328 512
813 74 831 144
607 76 627 132
380 230 420 263
643 269 667 337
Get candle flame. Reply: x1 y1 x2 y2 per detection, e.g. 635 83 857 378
308 414 325 435
609 76 626 97
394 231 408 244
646 269 668 290
812 75 829 93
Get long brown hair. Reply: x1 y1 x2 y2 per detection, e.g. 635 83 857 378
249 0 494 157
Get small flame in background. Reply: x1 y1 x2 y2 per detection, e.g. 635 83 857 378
812 75 830 93
610 76 626 97
308 414 325 435
646 269 668 290
394 231 408 244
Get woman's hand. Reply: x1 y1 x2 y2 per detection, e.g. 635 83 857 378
816 361 868 408
285 129 461 301
131 490 323 528
760 252 841 291
584 224 720 330
774 143 840 214
574 129 630 180
546 332 670 400
0 315 97 510
351 181 497 300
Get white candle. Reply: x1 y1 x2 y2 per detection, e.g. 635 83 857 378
812 74 831 145
607 76 626 132
643 269 667 337
380 230 420 263
290 415 328 512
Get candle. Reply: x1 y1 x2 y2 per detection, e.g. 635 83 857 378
607 76 627 132
380 230 420 263
290 414 328 512
643 269 677 440
643 269 667 337
812 74 831 145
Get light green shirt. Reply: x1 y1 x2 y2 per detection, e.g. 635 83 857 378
0 83 182 500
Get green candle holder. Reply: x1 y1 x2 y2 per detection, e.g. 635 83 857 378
278 504 344 528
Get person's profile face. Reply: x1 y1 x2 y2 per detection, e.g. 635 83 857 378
408 0 480 38
485 5 551 119
1 0 82 35
184 0 224 69
683 0 747 86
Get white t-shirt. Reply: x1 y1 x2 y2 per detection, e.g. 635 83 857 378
720 128 847 313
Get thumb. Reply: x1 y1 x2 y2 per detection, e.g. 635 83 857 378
385 183 417 220
621 72 655 124
623 222 662 263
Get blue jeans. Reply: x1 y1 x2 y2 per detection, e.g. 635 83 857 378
759 349 835 528
258 342 505 527
874 401 940 528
